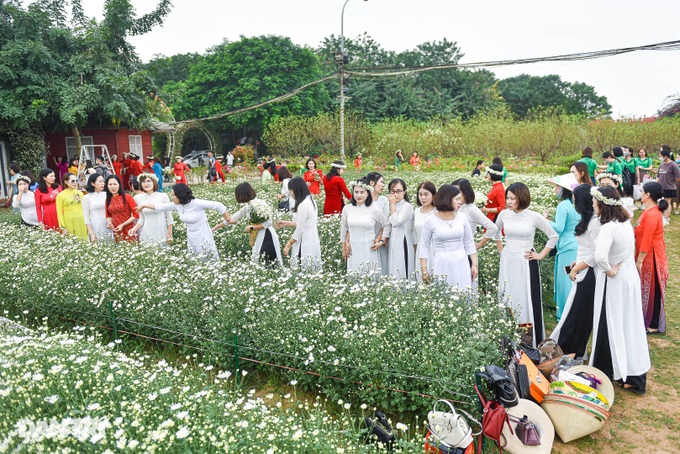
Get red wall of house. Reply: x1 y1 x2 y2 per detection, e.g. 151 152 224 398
45 128 153 164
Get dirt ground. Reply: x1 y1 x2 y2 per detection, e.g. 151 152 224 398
550 214 680 453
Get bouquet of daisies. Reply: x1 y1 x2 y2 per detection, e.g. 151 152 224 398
474 191 488 208
247 198 274 246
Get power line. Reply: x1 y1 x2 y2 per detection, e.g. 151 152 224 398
169 38 680 124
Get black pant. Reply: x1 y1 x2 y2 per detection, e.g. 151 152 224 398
592 279 646 390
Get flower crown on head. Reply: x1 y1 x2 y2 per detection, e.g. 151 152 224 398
16 175 31 185
590 186 623 206
348 180 374 193
595 172 622 185
486 167 503 177
330 162 347 169
138 172 158 183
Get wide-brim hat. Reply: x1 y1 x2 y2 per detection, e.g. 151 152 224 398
501 398 554 454
541 395 608 443
548 173 579 192
567 365 615 407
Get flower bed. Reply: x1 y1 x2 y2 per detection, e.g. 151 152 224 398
0 171 559 413
0 324 420 452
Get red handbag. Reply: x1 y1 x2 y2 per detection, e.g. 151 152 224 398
474 385 513 454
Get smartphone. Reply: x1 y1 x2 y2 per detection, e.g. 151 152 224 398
563 265 572 275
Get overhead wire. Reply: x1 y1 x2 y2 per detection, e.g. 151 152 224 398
169 37 680 125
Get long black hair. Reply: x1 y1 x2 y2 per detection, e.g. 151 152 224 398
105 175 128 210
289 177 313 212
643 181 669 214
38 168 59 193
325 161 345 180
572 184 594 236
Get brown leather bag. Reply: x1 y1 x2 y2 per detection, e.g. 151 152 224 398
474 385 513 454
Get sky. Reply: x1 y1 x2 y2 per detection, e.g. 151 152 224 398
80 0 680 118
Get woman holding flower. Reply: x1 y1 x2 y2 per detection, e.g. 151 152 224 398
220 182 282 266
82 174 112 242
635 182 669 335
303 158 324 195
323 161 351 215
590 186 650 394
140 183 229 260
495 182 558 346
341 178 389 274
105 175 139 242
130 173 174 246
277 177 322 272
56 172 88 240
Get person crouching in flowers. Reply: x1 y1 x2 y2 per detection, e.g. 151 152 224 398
105 175 138 242
139 184 229 261
56 172 88 240
130 173 174 246
590 186 651 394
217 182 283 267
419 185 478 290
341 178 390 274
275 177 322 272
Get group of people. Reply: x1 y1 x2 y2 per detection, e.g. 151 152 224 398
9 146 670 393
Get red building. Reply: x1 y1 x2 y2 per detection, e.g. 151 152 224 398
45 127 153 164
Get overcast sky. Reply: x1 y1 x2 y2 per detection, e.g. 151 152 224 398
81 0 680 117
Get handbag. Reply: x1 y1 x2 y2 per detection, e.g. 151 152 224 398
519 342 541 364
477 365 519 408
427 400 475 449
510 414 541 446
518 352 549 404
364 410 395 450
516 363 531 400
474 385 512 454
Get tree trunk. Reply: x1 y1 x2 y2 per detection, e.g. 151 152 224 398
71 125 83 159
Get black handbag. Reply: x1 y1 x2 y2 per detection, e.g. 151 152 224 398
515 364 531 399
478 365 519 408
364 410 395 451
519 343 541 365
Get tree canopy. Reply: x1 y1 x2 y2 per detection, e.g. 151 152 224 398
0 0 171 137
498 74 611 118
173 35 330 137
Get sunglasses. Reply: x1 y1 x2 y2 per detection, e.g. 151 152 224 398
68 180 78 184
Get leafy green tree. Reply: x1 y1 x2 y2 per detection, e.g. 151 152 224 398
315 34 501 121
176 35 329 140
142 52 202 88
498 74 611 118
0 0 171 152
